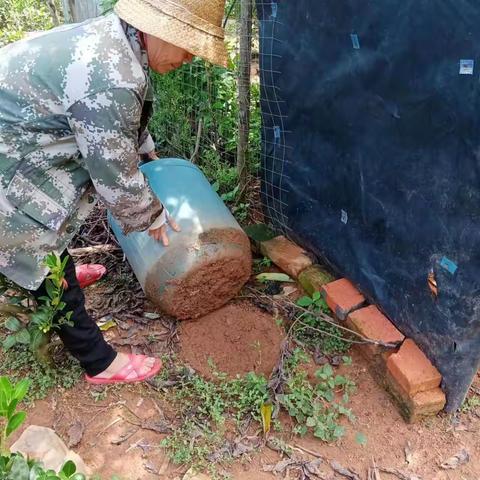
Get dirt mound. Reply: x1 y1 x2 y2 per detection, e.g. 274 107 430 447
179 302 284 379
145 228 252 320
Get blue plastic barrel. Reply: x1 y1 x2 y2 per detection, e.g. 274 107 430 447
109 158 252 319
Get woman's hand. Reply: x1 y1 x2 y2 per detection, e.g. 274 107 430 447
148 213 181 246
147 150 159 160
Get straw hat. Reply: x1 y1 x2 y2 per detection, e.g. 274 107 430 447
115 0 228 67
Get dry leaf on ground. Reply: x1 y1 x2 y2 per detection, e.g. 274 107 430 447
404 441 414 465
264 457 324 478
380 467 422 480
330 460 360 480
440 448 470 469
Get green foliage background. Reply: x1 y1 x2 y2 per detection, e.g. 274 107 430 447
149 59 261 197
0 0 61 46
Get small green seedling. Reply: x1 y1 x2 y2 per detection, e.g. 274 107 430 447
3 253 73 364
296 291 327 309
294 292 351 354
355 432 368 446
0 377 88 478
0 376 30 454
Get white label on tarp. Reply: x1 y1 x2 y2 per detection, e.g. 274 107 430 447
459 59 474 75
351 34 360 50
273 125 281 141
341 210 348 224
271 2 277 18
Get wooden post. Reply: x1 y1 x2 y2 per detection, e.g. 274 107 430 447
46 0 61 25
237 0 253 191
61 0 101 23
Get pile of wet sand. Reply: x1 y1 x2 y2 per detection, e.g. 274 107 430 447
179 302 283 379
145 228 252 320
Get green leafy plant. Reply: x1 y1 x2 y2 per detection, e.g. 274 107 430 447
2 253 72 364
355 431 367 446
294 292 352 354
259 257 272 269
0 376 30 455
278 363 355 442
0 455 87 480
253 256 273 274
222 371 269 422
461 395 480 413
296 291 328 310
0 0 59 47
157 346 356 474
231 202 250 223
32 253 73 332
0 377 117 479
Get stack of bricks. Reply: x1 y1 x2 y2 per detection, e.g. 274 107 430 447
259 235 446 423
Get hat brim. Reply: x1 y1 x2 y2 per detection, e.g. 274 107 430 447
115 0 228 67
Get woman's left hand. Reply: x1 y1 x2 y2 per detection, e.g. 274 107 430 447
147 150 159 160
148 215 181 246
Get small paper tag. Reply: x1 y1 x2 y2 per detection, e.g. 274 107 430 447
350 34 360 50
271 2 277 18
459 59 474 75
273 125 281 141
341 210 348 224
440 256 458 275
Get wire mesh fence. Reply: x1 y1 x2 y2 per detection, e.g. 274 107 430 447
255 0 290 234
147 0 263 224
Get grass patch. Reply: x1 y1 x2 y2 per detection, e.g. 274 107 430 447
154 349 355 476
0 344 82 402
156 362 268 475
462 394 480 413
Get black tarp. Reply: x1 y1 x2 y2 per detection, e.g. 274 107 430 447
256 0 480 411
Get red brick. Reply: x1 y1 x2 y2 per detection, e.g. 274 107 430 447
387 339 442 395
298 265 335 296
347 305 404 356
411 388 446 417
260 236 313 278
321 279 365 320
386 371 446 422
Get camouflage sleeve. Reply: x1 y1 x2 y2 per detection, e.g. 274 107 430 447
67 88 163 234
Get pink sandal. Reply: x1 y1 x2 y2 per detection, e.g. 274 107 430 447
85 354 162 385
76 264 107 289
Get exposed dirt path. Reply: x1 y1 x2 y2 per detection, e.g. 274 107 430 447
13 348 480 480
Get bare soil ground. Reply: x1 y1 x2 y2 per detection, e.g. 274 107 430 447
11 276 480 480
3 207 479 479
13 350 480 480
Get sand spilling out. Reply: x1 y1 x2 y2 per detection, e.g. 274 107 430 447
144 228 252 320
180 302 283 379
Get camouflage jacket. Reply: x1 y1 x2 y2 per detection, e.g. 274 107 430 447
0 13 163 290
